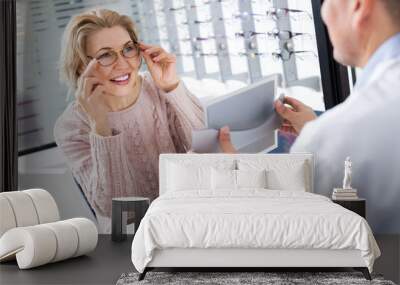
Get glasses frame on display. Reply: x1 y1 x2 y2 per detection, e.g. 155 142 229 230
266 7 312 21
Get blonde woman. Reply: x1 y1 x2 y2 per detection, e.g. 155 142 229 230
54 9 205 231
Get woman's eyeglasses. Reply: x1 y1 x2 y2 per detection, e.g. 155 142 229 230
88 41 140 67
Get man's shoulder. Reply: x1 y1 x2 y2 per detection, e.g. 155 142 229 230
321 58 400 124
376 56 400 78
359 57 400 97
291 60 400 153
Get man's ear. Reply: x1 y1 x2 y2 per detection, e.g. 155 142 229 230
352 0 375 32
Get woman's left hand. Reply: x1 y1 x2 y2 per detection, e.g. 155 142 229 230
139 42 180 93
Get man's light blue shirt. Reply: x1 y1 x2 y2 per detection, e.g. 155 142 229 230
355 32 400 90
292 33 400 233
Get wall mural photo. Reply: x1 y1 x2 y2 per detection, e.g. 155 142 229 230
17 0 327 233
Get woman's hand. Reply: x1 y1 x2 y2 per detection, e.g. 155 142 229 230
139 42 180 93
274 97 317 135
76 59 112 136
218 126 238 154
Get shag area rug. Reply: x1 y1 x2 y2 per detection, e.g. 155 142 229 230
116 271 396 285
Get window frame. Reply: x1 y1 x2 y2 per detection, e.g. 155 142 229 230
0 0 18 192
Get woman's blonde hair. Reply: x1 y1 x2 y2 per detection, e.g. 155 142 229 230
59 9 139 89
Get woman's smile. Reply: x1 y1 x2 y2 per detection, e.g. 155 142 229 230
110 73 131 85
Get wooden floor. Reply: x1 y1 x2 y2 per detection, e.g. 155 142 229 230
0 234 398 285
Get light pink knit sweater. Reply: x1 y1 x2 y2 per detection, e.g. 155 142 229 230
54 73 205 218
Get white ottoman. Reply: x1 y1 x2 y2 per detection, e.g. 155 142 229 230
0 189 98 269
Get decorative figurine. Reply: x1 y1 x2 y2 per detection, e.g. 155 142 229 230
332 157 357 200
343 156 352 189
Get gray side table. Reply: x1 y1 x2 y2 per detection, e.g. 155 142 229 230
112 197 150 242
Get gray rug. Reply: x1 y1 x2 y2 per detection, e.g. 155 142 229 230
116 271 396 285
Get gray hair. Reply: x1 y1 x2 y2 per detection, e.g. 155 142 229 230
381 0 400 23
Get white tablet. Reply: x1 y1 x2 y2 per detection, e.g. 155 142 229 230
206 74 279 131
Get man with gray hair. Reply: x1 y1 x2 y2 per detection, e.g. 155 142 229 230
220 0 400 234
273 0 400 234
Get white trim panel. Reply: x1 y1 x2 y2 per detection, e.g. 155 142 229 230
148 248 366 268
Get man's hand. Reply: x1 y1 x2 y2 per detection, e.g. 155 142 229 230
274 97 317 135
